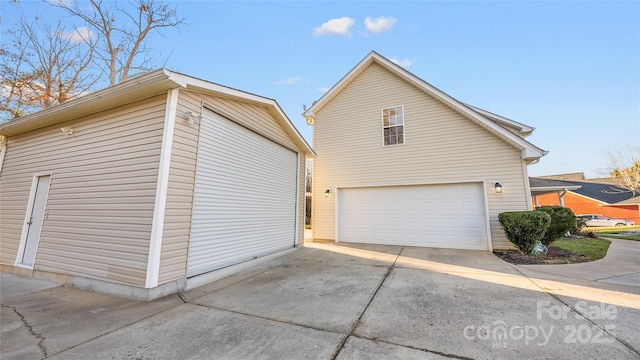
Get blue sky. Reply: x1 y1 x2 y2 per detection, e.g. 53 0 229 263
3 1 639 178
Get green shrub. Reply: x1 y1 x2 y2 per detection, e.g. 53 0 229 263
536 206 577 246
570 216 587 235
498 211 551 254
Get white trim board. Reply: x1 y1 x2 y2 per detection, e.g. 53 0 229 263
145 88 179 288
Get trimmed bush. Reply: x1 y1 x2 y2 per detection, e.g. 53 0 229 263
498 211 551 254
536 206 577 246
570 217 587 235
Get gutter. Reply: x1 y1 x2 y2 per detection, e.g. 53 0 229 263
0 69 179 137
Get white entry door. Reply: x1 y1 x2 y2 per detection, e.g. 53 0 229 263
18 175 51 267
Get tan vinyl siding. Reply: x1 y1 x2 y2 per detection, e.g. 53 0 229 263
0 94 166 286
157 92 199 284
313 63 529 249
184 91 298 151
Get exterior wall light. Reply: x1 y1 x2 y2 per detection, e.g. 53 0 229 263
182 111 202 124
60 127 74 136
494 182 503 194
325 189 330 198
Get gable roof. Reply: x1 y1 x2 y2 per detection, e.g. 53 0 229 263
570 180 636 205
529 177 582 196
538 172 586 181
0 69 314 155
530 177 638 205
463 104 534 137
303 51 546 163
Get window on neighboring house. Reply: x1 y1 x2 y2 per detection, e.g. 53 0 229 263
382 106 404 146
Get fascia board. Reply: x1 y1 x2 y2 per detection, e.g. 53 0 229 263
303 52 546 161
569 190 610 205
530 185 582 196
167 71 272 106
303 52 376 118
0 69 179 137
372 56 546 160
464 104 535 136
167 70 315 156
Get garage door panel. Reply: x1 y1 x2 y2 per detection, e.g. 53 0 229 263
338 183 487 250
187 110 297 277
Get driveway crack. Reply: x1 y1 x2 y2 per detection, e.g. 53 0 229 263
329 248 476 359
331 247 404 360
2 304 47 358
329 248 401 360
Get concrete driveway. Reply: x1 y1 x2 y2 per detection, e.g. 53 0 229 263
2 239 639 359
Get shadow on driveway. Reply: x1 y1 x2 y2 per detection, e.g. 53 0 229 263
2 241 639 359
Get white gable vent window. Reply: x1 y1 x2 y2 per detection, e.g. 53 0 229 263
382 106 404 146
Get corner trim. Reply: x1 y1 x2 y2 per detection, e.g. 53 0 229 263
0 135 7 174
145 88 179 288
522 161 534 210
294 153 301 246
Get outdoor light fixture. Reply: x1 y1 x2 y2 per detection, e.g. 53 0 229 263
325 189 330 198
60 127 74 136
182 111 202 124
494 182 503 194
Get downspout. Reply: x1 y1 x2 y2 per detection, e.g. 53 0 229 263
558 190 568 207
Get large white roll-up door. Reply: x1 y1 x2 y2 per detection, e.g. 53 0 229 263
338 183 488 250
187 109 298 277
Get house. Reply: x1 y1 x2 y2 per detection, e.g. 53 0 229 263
529 177 582 207
0 69 313 300
530 177 640 224
303 51 547 251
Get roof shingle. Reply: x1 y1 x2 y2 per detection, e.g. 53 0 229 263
529 177 638 205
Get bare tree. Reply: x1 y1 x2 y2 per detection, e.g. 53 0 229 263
50 0 184 85
0 28 36 119
305 158 313 194
305 158 313 226
607 145 640 196
20 18 97 108
1 17 97 121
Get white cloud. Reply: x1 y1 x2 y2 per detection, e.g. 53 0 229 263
64 26 95 43
275 76 310 86
316 87 330 93
314 17 355 37
364 16 396 35
390 56 415 67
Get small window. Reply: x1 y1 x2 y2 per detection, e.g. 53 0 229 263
382 106 404 146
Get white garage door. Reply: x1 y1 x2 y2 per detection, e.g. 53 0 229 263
187 110 298 277
338 183 488 250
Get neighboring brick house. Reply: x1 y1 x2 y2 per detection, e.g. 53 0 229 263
530 177 640 224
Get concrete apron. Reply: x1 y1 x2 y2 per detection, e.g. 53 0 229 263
1 242 638 360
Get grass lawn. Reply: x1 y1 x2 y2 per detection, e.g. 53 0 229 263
582 225 640 241
550 237 611 261
595 233 640 241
